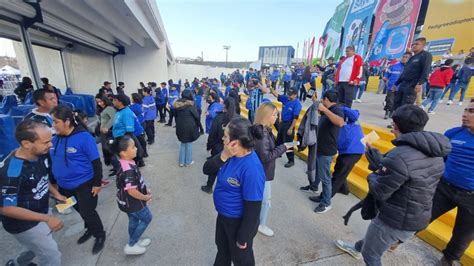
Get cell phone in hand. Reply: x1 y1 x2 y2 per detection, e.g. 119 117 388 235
284 141 300 147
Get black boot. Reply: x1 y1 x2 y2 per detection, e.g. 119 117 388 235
92 235 106 254
201 185 212 194
77 230 93 244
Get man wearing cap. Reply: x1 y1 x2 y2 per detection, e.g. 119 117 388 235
99 81 113 98
270 87 302 168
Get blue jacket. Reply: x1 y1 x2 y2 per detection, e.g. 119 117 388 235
206 102 224 133
337 107 365 155
282 72 292 82
270 70 279 82
143 95 157 121
130 103 144 124
133 115 144 136
168 89 180 109
225 86 232 97
155 87 166 105
457 65 473 84
295 67 304 81
384 62 405 90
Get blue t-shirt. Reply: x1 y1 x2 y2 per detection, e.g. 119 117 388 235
278 95 302 122
443 127 474 190
113 107 135 138
50 130 100 190
213 152 266 218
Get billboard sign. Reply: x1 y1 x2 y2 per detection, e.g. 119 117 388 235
322 0 351 60
258 46 295 66
341 0 378 57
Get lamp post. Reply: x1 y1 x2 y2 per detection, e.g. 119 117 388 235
223 45 231 67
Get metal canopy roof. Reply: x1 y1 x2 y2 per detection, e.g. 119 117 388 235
0 0 174 61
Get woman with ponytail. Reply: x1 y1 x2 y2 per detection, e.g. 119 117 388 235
203 117 265 265
50 105 106 254
253 102 291 237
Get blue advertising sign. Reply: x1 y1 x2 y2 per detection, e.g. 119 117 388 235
368 24 412 62
341 0 378 57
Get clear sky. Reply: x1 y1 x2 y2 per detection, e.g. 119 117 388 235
156 0 340 62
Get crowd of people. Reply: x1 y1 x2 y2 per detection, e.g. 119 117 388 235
0 39 473 266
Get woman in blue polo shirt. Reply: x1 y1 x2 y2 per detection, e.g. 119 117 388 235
50 105 106 255
203 117 266 265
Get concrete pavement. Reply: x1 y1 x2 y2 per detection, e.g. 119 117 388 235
0 109 445 265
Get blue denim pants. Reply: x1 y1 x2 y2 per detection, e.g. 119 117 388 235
314 154 333 206
127 206 153 246
449 82 470 102
259 181 272 226
421 87 443 112
179 142 193 165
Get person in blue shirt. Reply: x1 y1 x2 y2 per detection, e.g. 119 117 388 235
384 52 411 119
282 67 292 95
224 81 232 98
113 94 146 167
270 87 302 168
220 72 226 84
50 105 106 254
142 88 157 145
205 92 224 133
269 68 280 90
294 63 305 97
330 107 364 197
203 117 266 265
156 82 168 123
130 93 145 127
165 84 180 127
429 99 474 265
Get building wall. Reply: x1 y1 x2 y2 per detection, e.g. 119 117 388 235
61 45 114 95
175 64 239 81
114 40 169 95
12 41 67 91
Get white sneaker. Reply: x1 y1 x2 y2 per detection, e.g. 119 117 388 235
428 111 436 114
186 161 195 167
458 102 463 106
124 244 146 255
179 163 184 167
355 99 362 103
258 225 274 237
447 100 453 105
138 238 151 247
335 240 362 260
438 99 443 103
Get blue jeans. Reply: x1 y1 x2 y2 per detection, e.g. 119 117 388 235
440 81 456 100
422 83 427 99
322 83 333 96
449 81 470 102
127 206 153 246
314 154 333 206
294 81 302 91
179 142 193 165
259 181 271 226
421 87 443 112
355 217 415 266
355 83 366 100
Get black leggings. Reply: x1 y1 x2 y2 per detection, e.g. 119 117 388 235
214 214 255 266
59 180 105 238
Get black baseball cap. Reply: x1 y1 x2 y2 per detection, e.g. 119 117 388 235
103 81 112 85
111 94 130 105
287 87 298 96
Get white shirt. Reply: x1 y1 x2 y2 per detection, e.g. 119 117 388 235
339 56 354 82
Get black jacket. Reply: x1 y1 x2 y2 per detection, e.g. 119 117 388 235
368 131 451 231
395 50 433 86
254 125 287 181
174 99 202 143
207 112 228 155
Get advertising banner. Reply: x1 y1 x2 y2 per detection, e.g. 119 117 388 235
421 0 474 58
368 0 422 63
322 0 350 60
341 0 378 57
258 46 295 66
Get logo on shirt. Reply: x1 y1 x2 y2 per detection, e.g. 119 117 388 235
451 140 466 145
66 147 77 153
227 177 240 187
32 175 49 200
